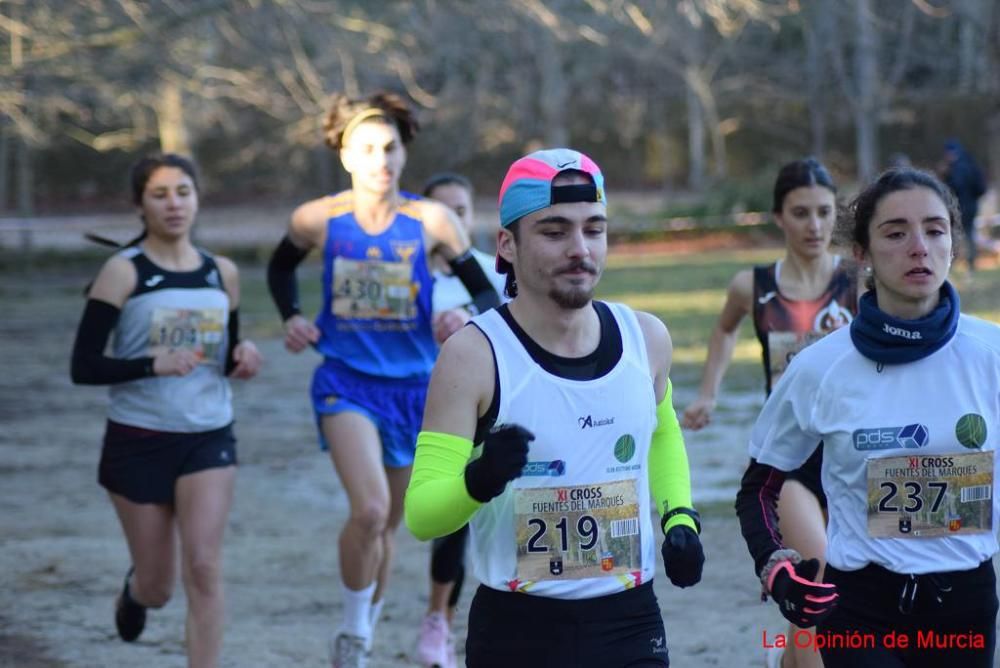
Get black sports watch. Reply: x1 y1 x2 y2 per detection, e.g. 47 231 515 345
661 507 701 535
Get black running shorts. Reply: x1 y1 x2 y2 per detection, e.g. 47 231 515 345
784 442 826 508
819 559 997 667
466 581 669 667
99 420 236 504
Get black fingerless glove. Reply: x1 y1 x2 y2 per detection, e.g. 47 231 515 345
464 424 534 503
661 525 704 588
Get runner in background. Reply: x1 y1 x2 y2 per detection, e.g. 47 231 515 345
416 172 505 668
71 153 262 668
683 158 857 668
265 92 500 668
406 148 704 667
737 167 1000 667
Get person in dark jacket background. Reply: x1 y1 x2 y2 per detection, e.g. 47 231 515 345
940 139 987 273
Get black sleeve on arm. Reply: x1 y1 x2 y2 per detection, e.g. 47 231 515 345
267 235 309 321
448 250 501 314
734 458 788 576
70 299 154 385
224 309 240 376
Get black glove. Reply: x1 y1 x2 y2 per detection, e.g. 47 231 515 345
661 525 704 588
768 558 838 628
464 424 534 502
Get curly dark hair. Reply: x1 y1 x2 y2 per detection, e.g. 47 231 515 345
323 91 419 151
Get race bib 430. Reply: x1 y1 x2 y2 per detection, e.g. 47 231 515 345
332 258 415 320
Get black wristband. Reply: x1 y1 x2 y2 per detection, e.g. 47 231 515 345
661 507 701 535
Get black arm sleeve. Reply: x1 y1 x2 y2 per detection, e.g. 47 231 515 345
224 309 240 376
70 299 154 385
448 250 501 314
734 458 787 577
267 235 310 321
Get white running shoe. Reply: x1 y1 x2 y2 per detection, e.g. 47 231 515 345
330 633 367 668
765 645 784 668
416 611 451 667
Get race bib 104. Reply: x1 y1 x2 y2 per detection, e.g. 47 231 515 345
149 308 225 364
867 451 994 538
514 479 642 581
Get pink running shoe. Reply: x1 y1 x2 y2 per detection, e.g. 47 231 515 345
416 611 451 668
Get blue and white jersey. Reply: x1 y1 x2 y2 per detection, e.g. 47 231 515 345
314 191 437 379
108 246 232 432
750 315 1000 574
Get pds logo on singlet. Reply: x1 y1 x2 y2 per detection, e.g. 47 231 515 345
852 423 929 451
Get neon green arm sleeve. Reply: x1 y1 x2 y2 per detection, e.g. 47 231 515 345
404 431 483 541
648 379 698 533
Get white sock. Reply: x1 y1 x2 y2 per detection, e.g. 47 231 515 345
369 598 385 632
365 598 385 652
338 582 375 639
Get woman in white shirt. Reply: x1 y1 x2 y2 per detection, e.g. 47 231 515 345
736 167 1000 667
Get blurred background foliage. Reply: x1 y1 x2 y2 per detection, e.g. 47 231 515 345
2 0 1000 215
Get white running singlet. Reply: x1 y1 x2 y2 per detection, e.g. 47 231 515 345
469 302 657 599
750 315 1000 574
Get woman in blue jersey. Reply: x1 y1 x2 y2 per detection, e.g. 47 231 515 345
737 168 1000 667
70 154 262 668
683 158 855 668
266 92 500 668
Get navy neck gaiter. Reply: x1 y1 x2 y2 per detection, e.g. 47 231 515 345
849 281 960 365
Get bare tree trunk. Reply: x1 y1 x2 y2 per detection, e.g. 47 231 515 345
537 36 568 147
854 0 878 183
156 78 191 154
805 3 831 158
984 4 1000 189
958 0 979 92
685 71 705 191
0 122 9 213
15 129 33 256
686 67 728 181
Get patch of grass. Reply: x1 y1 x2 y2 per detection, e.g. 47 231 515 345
598 248 779 367
7 245 999 362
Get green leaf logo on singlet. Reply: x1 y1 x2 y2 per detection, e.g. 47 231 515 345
955 413 988 449
614 435 636 463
